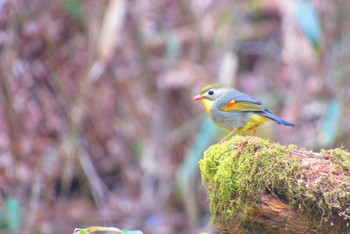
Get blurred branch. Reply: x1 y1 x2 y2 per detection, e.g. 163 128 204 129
79 146 110 207
97 0 126 63
87 0 127 82
0 47 23 162
22 174 42 234
128 2 153 93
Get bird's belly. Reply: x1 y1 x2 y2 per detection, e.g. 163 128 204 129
210 111 268 134
236 114 269 134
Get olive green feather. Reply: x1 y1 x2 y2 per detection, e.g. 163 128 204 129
200 83 227 94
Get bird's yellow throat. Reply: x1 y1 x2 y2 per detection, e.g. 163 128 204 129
201 99 214 113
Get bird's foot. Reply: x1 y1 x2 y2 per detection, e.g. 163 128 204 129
219 130 235 143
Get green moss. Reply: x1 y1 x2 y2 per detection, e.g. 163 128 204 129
199 135 350 232
325 147 350 169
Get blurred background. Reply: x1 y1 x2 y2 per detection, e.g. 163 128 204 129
0 0 349 233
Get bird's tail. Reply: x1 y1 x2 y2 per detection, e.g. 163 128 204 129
261 111 295 127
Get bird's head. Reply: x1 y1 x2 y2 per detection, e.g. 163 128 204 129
193 83 228 112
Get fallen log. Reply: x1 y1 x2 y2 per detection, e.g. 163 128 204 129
199 136 350 234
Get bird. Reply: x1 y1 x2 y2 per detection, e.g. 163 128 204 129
193 83 295 141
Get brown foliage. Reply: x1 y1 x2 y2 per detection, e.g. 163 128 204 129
0 0 349 233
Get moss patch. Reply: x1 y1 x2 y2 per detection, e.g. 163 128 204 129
199 135 350 233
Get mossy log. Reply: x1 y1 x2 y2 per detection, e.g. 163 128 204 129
199 136 350 234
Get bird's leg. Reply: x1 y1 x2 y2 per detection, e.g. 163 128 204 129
219 130 235 143
253 129 257 136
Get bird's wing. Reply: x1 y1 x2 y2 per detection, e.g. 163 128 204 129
223 101 265 112
218 91 266 112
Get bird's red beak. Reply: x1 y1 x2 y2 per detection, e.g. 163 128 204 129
192 95 203 101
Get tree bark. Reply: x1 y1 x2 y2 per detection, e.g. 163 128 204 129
199 136 350 234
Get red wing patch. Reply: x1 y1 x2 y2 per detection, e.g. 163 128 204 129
225 100 236 109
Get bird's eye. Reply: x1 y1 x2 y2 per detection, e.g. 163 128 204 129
208 90 214 95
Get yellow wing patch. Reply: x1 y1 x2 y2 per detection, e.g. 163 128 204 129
223 100 265 112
